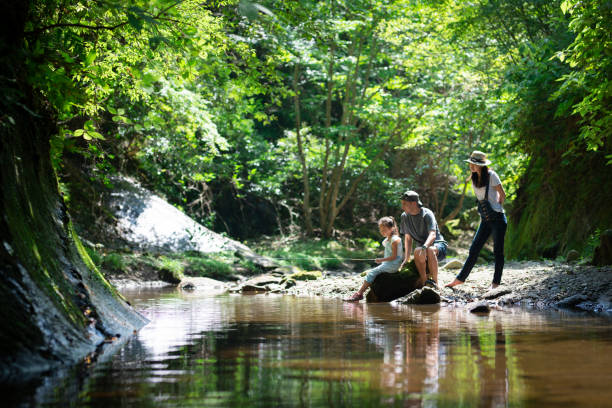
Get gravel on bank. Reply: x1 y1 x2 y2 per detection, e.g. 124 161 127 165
283 260 612 313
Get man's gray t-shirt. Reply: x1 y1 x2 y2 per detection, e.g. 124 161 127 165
399 207 445 246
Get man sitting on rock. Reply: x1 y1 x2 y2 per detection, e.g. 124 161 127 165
399 190 448 288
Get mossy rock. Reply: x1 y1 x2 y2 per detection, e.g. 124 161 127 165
366 261 421 303
566 249 580 262
158 268 183 284
287 270 322 281
282 278 296 288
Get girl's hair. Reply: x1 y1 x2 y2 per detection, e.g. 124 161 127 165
378 216 398 235
471 165 490 188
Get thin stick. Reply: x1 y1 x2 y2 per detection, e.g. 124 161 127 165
265 257 376 261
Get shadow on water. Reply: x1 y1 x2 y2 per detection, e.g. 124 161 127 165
7 289 612 407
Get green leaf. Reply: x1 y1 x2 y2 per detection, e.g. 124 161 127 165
88 131 106 140
127 13 143 31
85 49 96 66
560 1 572 15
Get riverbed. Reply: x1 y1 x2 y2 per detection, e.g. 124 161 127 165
11 288 612 407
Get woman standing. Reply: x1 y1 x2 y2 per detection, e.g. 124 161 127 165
446 151 507 289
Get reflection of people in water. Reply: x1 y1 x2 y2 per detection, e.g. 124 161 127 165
474 321 509 407
340 304 512 407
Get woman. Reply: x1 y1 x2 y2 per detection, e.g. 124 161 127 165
446 151 507 289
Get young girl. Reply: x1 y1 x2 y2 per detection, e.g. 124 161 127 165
345 217 403 301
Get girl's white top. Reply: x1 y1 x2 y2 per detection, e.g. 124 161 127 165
472 169 504 213
382 235 403 261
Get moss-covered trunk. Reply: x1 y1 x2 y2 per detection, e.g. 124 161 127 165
0 5 146 382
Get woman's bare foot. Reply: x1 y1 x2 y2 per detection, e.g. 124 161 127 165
445 279 464 288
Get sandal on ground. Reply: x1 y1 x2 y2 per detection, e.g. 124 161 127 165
425 278 438 289
344 293 363 302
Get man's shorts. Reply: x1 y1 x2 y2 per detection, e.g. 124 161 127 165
434 241 447 261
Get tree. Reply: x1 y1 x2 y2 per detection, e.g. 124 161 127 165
243 0 429 237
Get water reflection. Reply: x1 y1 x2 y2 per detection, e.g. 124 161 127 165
342 303 514 407
33 291 612 407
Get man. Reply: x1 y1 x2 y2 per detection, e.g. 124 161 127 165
399 190 447 288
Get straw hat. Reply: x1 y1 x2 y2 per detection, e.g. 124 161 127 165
465 150 492 166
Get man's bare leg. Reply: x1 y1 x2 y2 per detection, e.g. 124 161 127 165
413 248 427 287
426 247 439 283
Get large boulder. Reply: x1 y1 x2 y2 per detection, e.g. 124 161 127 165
366 261 421 302
104 176 277 269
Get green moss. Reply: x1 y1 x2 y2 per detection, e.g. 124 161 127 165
70 222 122 299
157 257 184 283
84 246 103 268
183 257 234 279
4 186 84 328
507 148 612 259
287 270 322 281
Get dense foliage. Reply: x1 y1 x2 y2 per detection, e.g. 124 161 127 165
8 0 612 257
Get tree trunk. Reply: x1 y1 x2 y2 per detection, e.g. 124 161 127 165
292 64 313 235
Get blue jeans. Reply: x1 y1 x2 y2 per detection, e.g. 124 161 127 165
365 257 402 283
456 213 507 285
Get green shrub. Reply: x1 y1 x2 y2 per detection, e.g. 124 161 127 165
157 257 184 283
102 253 125 272
185 257 234 280
251 237 376 272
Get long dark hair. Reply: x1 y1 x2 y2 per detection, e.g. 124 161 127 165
378 216 398 236
471 165 490 188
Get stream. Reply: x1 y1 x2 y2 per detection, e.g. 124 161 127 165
11 288 612 407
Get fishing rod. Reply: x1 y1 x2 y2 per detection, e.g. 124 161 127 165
263 256 376 261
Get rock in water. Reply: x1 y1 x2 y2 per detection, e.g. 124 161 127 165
179 277 227 294
468 301 491 313
483 287 512 299
556 294 589 308
400 287 441 305
366 261 420 302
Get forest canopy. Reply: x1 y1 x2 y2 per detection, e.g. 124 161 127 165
10 0 612 258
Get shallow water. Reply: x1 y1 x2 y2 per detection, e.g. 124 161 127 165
22 289 612 407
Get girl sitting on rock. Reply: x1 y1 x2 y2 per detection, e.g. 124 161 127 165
345 217 403 301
